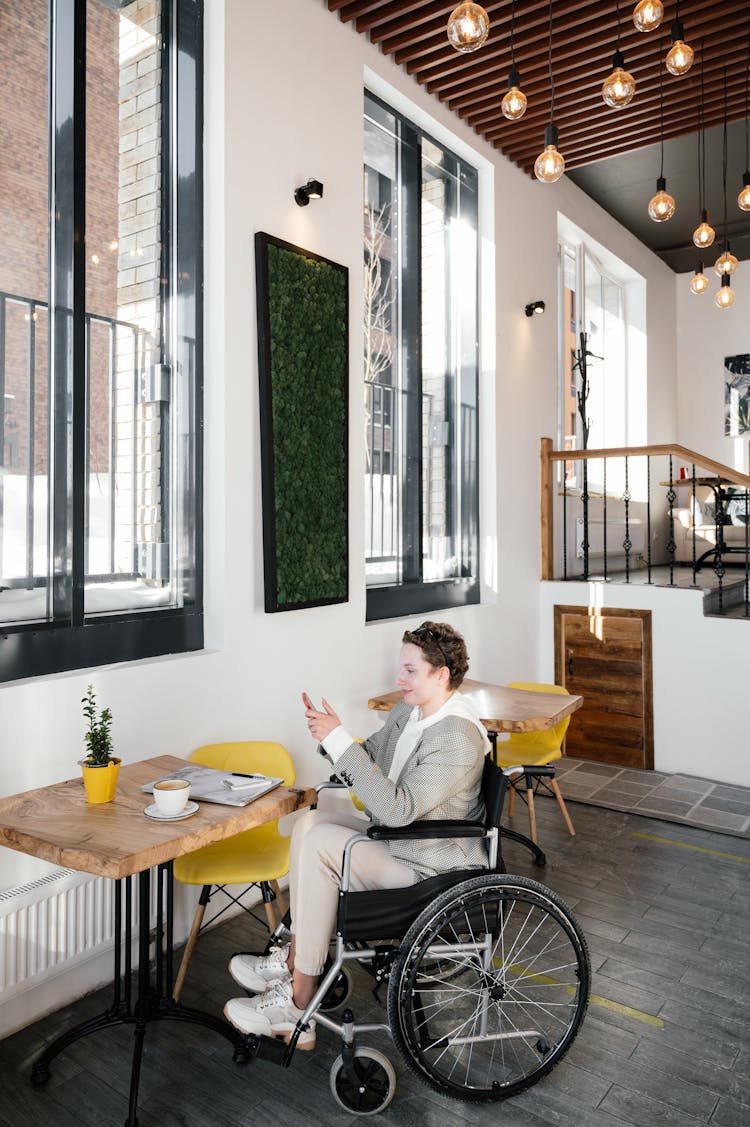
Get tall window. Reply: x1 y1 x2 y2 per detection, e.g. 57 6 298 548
558 235 640 496
0 0 203 682
364 92 479 622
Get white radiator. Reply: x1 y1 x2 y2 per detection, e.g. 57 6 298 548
0 868 146 998
575 516 644 559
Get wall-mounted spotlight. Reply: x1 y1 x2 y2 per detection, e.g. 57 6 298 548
525 300 546 317
294 178 324 207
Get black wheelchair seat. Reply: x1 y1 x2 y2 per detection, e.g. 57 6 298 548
339 867 483 943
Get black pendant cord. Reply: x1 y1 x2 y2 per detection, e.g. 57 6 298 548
615 0 621 51
696 99 702 212
745 31 750 173
722 66 728 250
510 0 516 67
548 0 555 123
699 40 706 212
658 46 665 180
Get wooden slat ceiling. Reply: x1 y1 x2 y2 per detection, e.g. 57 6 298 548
329 0 750 177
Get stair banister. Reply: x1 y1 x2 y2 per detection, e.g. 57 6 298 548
540 438 750 582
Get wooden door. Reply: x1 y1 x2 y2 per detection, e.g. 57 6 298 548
554 605 654 770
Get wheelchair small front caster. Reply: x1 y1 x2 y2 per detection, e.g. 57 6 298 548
329 1047 396 1115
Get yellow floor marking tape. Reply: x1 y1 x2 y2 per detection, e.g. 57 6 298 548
588 993 663 1028
493 962 664 1028
633 831 750 864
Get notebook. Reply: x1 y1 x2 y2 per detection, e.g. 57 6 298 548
141 764 284 807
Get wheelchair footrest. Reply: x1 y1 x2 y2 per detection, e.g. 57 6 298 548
252 1033 290 1065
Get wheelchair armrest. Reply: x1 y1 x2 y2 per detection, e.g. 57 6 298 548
315 778 349 794
366 819 486 842
518 765 556 779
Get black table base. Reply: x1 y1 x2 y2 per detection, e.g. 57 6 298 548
30 864 248 1127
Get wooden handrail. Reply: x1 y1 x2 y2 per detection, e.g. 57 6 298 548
541 439 552 581
539 438 750 581
543 441 750 488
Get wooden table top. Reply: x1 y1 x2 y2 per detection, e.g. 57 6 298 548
659 476 743 488
368 679 583 734
0 755 316 881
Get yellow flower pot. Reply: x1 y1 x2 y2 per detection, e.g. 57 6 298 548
80 757 121 804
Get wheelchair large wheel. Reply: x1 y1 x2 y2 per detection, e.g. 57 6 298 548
387 874 590 1102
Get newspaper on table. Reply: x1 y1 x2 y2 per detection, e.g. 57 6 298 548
141 764 284 807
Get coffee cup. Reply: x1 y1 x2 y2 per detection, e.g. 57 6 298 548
153 778 191 816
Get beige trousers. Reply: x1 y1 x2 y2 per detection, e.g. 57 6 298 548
288 807 417 976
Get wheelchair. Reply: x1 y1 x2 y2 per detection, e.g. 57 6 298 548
237 757 590 1115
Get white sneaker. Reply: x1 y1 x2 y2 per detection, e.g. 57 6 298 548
228 943 291 993
224 979 316 1049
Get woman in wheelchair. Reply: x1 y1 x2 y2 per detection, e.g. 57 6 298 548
223 621 491 1047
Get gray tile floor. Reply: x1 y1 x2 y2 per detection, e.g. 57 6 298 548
2 799 749 1127
556 758 750 839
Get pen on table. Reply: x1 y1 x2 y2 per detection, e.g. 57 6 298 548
231 772 262 778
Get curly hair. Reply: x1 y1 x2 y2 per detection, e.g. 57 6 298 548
402 621 469 691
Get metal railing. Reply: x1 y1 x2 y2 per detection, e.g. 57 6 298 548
540 438 750 617
365 379 399 573
365 382 477 582
0 289 157 587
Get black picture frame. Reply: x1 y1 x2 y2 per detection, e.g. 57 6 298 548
255 232 349 613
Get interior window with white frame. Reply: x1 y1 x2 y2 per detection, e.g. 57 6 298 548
558 231 645 499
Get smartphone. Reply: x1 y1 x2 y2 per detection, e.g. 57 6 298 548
302 692 318 712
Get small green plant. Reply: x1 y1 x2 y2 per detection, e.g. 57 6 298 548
82 684 114 766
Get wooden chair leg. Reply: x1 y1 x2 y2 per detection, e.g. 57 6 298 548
507 782 516 818
551 778 576 836
262 897 278 933
173 889 210 1002
525 782 538 844
270 880 287 916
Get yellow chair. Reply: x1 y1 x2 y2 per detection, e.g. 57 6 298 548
172 741 295 1000
493 683 576 844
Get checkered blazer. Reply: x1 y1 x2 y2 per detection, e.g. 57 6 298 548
328 701 488 879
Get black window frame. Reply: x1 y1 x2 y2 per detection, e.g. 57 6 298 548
0 0 203 683
364 91 480 623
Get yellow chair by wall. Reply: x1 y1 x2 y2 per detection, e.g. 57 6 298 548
492 683 576 844
172 741 295 1001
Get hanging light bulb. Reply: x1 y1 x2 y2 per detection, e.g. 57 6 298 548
690 262 709 295
692 209 715 248
648 177 676 221
502 71 528 120
446 1 490 52
665 19 694 75
739 172 750 211
535 0 564 184
603 4 636 109
603 51 636 108
648 57 674 221
714 244 738 276
535 124 565 182
714 273 736 309
501 4 527 120
714 69 738 288
691 52 713 249
633 0 664 33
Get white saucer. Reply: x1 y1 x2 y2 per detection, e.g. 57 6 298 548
144 800 199 822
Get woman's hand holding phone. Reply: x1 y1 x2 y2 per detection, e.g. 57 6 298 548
302 692 341 742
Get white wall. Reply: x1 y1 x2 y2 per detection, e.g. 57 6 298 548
0 0 684 1028
676 259 750 472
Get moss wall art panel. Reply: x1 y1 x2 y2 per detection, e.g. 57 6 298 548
255 233 349 612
